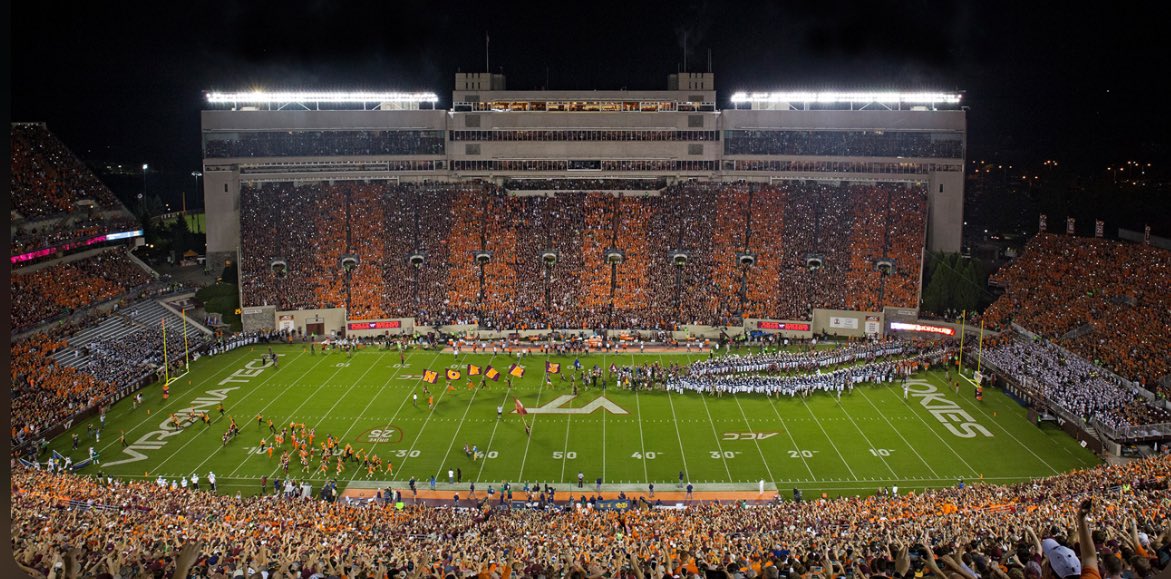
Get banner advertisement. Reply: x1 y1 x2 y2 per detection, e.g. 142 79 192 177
1145 225 1151 244
278 315 295 332
1066 217 1075 235
864 315 881 335
1039 214 1047 232
829 316 859 330
889 322 956 336
1094 220 1104 238
755 320 811 331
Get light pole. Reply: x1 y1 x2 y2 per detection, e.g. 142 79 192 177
190 171 202 215
141 163 149 201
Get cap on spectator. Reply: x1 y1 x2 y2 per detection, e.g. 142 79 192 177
1041 539 1081 579
1137 532 1150 547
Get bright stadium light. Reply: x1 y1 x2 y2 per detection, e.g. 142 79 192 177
206 91 440 104
730 91 961 105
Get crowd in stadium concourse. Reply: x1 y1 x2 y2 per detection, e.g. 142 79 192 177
982 338 1171 436
10 455 1169 579
11 251 155 332
238 180 928 330
984 234 1171 399
723 130 965 158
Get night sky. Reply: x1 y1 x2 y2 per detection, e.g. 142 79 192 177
10 0 1168 212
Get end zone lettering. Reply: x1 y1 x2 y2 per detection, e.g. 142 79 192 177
104 358 273 467
906 380 993 438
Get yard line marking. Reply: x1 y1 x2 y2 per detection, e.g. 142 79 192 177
149 351 310 474
346 351 443 483
956 371 1060 474
433 353 496 482
731 393 777 484
681 351 734 482
831 389 900 479
222 350 381 479
393 352 467 476
91 347 259 457
474 388 514 483
698 392 735 482
855 386 946 478
658 354 690 485
559 403 574 484
631 353 649 483
514 362 548 481
797 395 859 480
763 394 817 480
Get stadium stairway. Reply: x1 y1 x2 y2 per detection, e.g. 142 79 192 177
53 299 207 366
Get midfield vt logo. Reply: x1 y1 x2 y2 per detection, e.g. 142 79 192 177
518 395 629 415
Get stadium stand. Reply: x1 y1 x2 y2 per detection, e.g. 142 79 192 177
10 455 1169 579
9 123 122 219
983 337 1171 436
237 181 930 330
10 123 139 259
10 250 155 332
10 334 117 446
984 234 1171 397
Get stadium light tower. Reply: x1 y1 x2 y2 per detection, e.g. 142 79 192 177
190 171 202 214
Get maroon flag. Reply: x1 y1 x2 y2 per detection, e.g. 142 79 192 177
514 398 528 415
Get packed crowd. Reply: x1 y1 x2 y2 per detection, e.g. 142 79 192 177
10 452 1169 579
239 180 929 330
10 334 117 446
10 123 122 219
75 322 208 390
11 251 155 332
723 129 965 158
982 338 1171 435
984 234 1171 397
204 130 445 158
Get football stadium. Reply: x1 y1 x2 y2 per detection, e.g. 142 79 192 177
9 13 1171 579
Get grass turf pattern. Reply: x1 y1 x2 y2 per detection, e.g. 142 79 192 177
50 344 1099 497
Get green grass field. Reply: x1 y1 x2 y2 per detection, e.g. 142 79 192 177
159 212 205 234
49 345 1100 497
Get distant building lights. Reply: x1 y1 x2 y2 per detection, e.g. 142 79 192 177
729 91 961 105
206 91 439 104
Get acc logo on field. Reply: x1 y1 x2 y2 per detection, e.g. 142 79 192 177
360 426 404 444
722 432 778 441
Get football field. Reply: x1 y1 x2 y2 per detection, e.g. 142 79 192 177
51 344 1100 497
